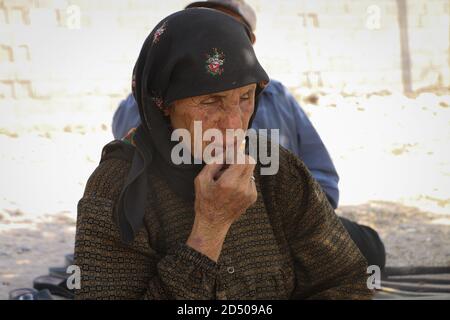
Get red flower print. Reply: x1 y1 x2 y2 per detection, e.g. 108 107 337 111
205 48 225 76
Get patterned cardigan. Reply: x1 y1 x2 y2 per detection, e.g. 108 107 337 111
74 145 373 300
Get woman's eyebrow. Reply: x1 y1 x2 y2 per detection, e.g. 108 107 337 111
202 89 254 100
205 94 227 99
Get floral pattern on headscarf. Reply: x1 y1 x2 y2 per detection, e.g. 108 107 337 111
152 95 165 111
205 48 225 76
122 127 137 146
153 22 167 44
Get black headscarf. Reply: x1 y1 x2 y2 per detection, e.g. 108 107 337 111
102 8 269 244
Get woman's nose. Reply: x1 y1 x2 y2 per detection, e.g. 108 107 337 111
219 102 242 130
220 112 241 130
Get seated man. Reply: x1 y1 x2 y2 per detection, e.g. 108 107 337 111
111 0 385 269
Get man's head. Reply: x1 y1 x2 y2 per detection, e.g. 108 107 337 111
186 0 257 44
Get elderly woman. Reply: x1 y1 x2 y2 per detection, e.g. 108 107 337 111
74 8 372 300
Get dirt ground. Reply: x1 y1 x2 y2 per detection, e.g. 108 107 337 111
0 91 449 300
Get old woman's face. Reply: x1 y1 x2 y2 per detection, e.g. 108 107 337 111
167 83 257 158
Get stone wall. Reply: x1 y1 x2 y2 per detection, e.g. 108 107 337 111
0 0 448 112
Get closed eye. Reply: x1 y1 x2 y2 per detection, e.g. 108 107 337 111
241 89 254 100
201 95 224 105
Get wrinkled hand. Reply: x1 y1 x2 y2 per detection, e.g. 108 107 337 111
195 155 257 227
186 155 257 261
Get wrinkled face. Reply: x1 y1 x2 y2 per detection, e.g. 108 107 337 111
166 83 257 158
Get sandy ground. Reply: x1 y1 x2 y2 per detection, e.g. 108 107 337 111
0 91 449 300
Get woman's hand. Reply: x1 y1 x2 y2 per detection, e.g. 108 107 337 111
186 155 257 262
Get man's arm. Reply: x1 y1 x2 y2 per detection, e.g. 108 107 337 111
254 80 340 208
112 94 142 140
289 97 340 209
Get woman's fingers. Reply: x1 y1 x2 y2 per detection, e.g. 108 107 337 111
217 155 255 183
242 155 256 176
198 162 225 183
216 165 244 186
248 175 257 203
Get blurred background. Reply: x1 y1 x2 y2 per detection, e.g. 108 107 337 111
0 0 449 299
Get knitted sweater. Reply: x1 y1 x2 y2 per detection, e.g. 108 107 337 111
74 145 372 300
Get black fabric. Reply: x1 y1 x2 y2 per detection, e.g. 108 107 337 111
106 8 269 243
339 217 386 270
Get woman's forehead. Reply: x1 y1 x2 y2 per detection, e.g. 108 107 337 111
171 83 257 106
199 83 257 97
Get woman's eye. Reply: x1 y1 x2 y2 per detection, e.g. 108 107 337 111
201 98 219 105
241 91 252 100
